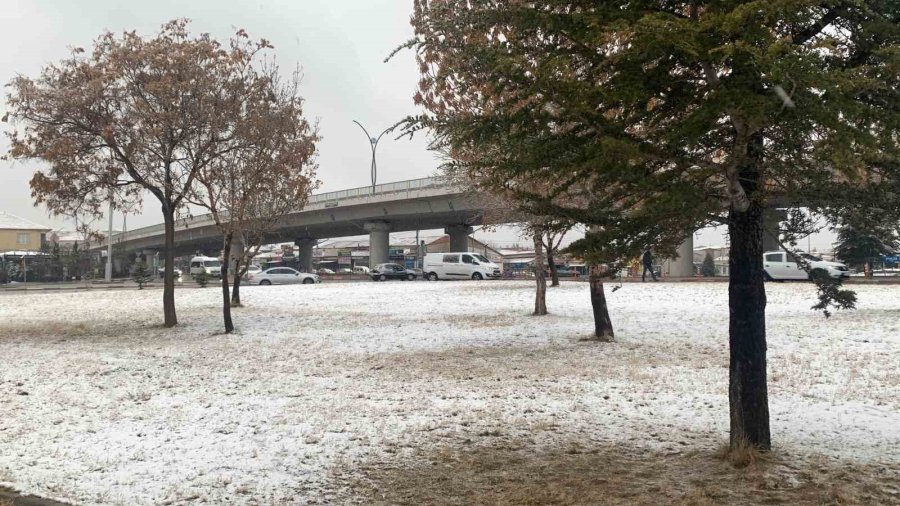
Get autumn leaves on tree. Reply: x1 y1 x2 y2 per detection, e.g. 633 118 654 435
5 20 319 331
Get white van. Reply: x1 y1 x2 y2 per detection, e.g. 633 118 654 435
190 256 222 278
423 252 501 281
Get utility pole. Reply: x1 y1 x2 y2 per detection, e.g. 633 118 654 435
105 188 113 282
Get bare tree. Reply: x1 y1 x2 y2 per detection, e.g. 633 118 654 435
188 64 319 332
540 219 573 287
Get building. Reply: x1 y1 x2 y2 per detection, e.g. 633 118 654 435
693 245 730 276
424 235 504 264
0 211 51 253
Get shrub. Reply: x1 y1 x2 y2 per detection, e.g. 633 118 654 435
194 269 209 288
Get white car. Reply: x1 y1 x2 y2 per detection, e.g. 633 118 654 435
763 251 851 281
249 267 320 285
190 256 221 278
317 268 335 275
157 266 182 278
241 264 262 279
423 252 502 281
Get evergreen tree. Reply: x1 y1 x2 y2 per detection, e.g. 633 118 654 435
51 242 62 281
132 262 152 289
835 222 899 275
193 269 210 288
701 252 717 277
405 1 899 451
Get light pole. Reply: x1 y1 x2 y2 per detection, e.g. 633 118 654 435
353 121 393 193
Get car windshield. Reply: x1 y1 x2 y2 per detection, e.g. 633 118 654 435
205 260 221 267
801 254 821 262
473 254 490 263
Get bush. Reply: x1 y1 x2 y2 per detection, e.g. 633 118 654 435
194 269 209 288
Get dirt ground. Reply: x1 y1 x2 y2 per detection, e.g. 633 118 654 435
344 441 899 505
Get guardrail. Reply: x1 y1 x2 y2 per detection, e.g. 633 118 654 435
104 176 454 246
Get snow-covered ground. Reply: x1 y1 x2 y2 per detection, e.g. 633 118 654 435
0 281 898 505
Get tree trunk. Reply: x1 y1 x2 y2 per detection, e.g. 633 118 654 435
547 246 560 287
221 232 235 333
162 208 178 328
231 256 243 307
727 132 771 451
589 264 614 340
533 233 547 315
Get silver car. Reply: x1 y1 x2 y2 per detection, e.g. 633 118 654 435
249 267 320 285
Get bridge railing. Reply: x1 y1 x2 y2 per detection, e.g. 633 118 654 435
306 177 445 204
106 176 452 245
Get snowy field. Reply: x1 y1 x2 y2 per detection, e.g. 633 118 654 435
0 281 898 505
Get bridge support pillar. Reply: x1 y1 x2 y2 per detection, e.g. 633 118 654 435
365 221 392 268
141 250 158 275
762 209 786 252
445 225 473 252
667 234 695 277
295 238 316 273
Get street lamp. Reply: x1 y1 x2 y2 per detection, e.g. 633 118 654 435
353 121 394 193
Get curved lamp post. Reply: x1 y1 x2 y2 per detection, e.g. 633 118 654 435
353 121 393 193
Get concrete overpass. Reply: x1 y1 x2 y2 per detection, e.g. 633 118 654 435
100 176 767 276
100 177 503 270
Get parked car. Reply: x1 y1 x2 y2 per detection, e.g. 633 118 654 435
763 251 851 281
189 256 221 278
370 263 417 281
423 252 502 281
353 265 370 274
249 267 320 285
549 267 576 278
241 264 262 280
317 268 335 275
157 266 183 278
338 268 353 274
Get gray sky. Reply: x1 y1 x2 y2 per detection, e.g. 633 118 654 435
0 0 835 251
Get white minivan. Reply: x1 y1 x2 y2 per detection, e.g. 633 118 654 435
190 256 222 278
423 252 501 281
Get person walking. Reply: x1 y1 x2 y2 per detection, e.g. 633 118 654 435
642 249 658 282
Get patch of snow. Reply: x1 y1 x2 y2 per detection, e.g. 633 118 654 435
0 281 897 504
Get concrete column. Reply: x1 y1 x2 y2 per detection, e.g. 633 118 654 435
668 234 695 277
365 221 392 268
141 250 158 273
445 225 474 252
228 240 244 278
762 209 786 252
295 238 316 273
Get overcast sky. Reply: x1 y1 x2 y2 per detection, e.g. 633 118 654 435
0 0 836 251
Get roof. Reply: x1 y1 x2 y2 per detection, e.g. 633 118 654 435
0 212 51 232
